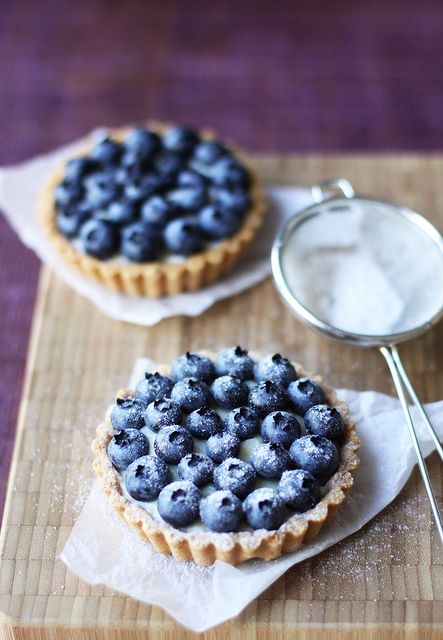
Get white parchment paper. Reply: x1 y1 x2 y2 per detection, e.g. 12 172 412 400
0 135 313 325
60 358 443 632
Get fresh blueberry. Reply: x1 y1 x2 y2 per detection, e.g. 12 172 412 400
211 375 249 409
186 405 223 439
124 174 162 202
171 377 211 413
121 222 162 262
304 405 344 441
248 380 289 416
197 205 240 239
224 406 260 440
171 352 215 383
206 431 240 464
144 398 182 432
125 455 171 501
250 442 291 479
289 435 339 483
214 188 250 216
211 157 250 189
107 429 149 471
84 172 120 208
141 195 177 227
278 469 321 512
125 128 161 159
55 180 84 208
167 186 207 212
80 219 118 259
65 157 97 183
90 138 123 165
176 170 207 189
157 480 201 527
110 396 146 430
177 453 215 487
243 488 285 530
215 346 254 380
200 490 243 532
154 425 194 463
164 218 204 255
193 140 227 165
213 457 256 499
135 372 174 404
254 354 296 388
155 152 184 181
163 126 199 155
287 378 326 416
56 205 89 238
261 411 301 449
96 200 137 225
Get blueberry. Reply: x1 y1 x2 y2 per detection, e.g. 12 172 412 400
145 398 182 432
111 396 146 430
108 429 149 471
176 170 207 189
177 453 215 487
211 375 249 409
125 455 171 501
167 186 207 212
224 406 260 440
248 380 289 416
193 140 227 165
65 157 97 183
250 443 291 479
135 372 174 404
155 152 184 180
213 457 256 499
125 128 161 159
90 138 123 165
171 352 215 383
206 431 240 464
278 469 321 512
141 195 177 227
287 378 326 416
97 200 137 225
56 205 89 238
197 205 240 239
243 488 285 530
304 405 344 441
215 346 254 380
154 425 194 463
289 435 339 483
164 218 204 255
84 172 120 209
55 180 84 208
261 411 301 449
214 188 250 216
124 174 162 202
200 490 243 532
186 405 223 439
211 158 250 189
157 480 201 527
80 219 118 259
254 354 296 388
163 126 199 155
121 222 162 262
171 377 211 413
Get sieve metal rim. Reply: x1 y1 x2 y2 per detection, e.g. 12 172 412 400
271 193 443 347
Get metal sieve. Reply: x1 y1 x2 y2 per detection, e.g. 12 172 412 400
271 178 443 542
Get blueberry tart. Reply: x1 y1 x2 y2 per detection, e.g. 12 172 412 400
40 122 266 297
92 349 360 565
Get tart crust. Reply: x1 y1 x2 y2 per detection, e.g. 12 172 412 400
39 122 267 297
92 354 360 565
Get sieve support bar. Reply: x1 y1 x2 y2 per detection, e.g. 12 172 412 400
380 346 443 544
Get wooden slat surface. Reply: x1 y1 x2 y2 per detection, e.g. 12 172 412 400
0 154 442 639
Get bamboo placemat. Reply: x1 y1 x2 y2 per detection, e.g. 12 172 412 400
0 154 442 639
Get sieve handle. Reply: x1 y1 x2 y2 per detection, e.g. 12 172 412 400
380 345 443 544
311 178 356 203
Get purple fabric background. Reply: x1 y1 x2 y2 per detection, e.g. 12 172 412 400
1 0 443 521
